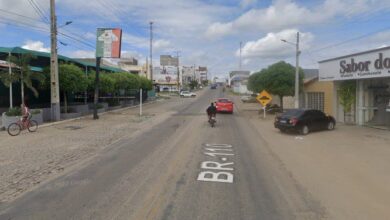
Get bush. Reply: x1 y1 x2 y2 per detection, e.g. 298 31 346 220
107 99 120 107
5 107 22 116
31 109 42 115
96 103 104 109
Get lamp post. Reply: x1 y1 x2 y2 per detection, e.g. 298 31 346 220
281 32 300 109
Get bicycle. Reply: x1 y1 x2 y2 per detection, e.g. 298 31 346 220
7 116 38 136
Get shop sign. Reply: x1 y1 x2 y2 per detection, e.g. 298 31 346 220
319 47 390 81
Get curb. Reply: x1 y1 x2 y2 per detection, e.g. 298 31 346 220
37 99 160 129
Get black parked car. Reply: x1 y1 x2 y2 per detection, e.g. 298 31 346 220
274 109 336 135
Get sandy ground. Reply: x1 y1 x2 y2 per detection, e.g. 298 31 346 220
232 95 390 220
0 98 178 203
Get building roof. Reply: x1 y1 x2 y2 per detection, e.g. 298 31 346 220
318 45 390 63
0 47 124 73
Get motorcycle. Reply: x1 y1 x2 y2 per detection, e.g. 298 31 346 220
209 116 216 127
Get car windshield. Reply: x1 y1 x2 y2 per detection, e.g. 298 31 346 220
282 109 305 117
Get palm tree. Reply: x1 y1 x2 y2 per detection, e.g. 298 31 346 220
0 53 45 105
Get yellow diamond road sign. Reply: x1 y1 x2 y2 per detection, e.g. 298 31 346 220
256 90 272 107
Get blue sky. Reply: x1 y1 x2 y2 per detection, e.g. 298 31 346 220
1 0 390 79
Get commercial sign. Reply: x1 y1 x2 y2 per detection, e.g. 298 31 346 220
96 28 122 58
319 47 390 81
154 66 178 84
257 90 272 107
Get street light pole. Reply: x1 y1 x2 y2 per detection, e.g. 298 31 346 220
281 32 300 109
294 32 300 109
149 21 153 82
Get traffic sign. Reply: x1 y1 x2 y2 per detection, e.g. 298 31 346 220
256 90 272 107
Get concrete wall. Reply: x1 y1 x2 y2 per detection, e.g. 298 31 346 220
304 80 335 115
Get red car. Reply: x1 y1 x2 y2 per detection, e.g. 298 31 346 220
215 98 234 114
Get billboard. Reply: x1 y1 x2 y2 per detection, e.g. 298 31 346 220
154 66 178 84
160 55 178 66
96 28 122 58
319 47 390 81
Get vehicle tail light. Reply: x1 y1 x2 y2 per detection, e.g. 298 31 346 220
289 118 298 126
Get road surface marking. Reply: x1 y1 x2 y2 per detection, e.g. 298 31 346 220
197 144 235 183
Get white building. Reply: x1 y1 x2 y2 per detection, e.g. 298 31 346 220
319 46 390 129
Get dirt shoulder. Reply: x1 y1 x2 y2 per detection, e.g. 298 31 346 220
232 95 390 220
0 98 179 203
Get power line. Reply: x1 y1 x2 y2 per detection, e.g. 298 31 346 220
28 0 50 24
308 26 390 54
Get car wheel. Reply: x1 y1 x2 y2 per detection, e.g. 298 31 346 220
327 121 335 130
300 125 309 135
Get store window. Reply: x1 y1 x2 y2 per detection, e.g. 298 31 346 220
306 92 324 111
361 78 390 128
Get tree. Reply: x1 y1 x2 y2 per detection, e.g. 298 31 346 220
110 72 140 95
248 61 303 109
138 76 153 90
339 80 356 124
88 72 115 95
189 80 198 90
58 64 88 113
0 53 45 105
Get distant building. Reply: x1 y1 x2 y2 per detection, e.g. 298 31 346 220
117 58 147 77
229 70 250 94
198 66 208 83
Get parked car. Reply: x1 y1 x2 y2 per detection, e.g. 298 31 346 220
180 91 196 98
240 95 256 103
274 109 336 135
258 104 282 114
210 84 217 89
215 98 234 114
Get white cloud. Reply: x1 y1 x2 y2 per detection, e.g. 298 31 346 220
205 22 234 39
240 0 258 8
238 29 314 59
70 50 95 58
206 0 387 38
0 0 49 27
153 39 171 51
22 40 50 52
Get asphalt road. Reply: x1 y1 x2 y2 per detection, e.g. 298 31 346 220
0 88 326 220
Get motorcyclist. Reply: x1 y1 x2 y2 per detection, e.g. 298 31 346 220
206 102 217 122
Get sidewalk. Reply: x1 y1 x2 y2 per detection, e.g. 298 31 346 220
0 98 175 203
233 95 390 220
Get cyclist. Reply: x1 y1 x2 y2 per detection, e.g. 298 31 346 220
206 102 217 122
21 103 31 123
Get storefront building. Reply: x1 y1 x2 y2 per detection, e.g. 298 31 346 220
319 46 390 129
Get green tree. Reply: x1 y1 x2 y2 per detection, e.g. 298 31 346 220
58 64 88 113
88 72 115 95
138 76 153 90
0 53 45 105
248 61 303 109
189 80 199 90
339 80 356 123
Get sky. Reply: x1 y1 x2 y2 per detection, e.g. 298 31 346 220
1 0 390 79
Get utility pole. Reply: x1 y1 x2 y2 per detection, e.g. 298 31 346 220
294 32 300 109
149 21 153 82
8 52 13 108
239 41 242 70
50 0 60 121
174 51 181 92
93 57 101 119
